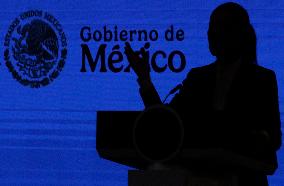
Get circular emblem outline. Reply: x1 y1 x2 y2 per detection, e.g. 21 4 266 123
4 10 67 88
133 104 184 163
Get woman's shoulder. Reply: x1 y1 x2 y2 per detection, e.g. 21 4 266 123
249 64 276 81
253 64 275 75
186 62 217 78
190 62 217 72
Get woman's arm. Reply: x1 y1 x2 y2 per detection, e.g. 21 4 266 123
124 42 195 110
124 42 162 108
252 70 282 152
137 77 162 108
264 71 282 151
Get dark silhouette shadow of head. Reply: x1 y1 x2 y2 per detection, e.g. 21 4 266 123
208 2 257 65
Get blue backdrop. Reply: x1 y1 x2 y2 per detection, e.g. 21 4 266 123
0 0 283 185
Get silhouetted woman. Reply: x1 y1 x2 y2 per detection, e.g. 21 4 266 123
124 2 281 185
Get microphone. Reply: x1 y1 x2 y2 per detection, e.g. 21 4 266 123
162 84 182 103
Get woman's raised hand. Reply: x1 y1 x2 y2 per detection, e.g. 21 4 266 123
124 42 151 80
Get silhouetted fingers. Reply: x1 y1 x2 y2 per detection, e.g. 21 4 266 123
124 42 135 54
139 47 150 71
124 43 141 72
140 47 147 58
124 43 134 58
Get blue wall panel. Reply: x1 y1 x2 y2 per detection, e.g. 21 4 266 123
0 0 283 185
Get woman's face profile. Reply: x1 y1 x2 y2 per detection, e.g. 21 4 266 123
207 2 251 63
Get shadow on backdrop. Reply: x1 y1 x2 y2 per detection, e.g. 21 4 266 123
123 2 282 186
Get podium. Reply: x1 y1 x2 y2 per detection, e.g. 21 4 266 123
96 110 277 185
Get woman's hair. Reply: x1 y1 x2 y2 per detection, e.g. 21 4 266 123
208 2 257 64
244 23 257 64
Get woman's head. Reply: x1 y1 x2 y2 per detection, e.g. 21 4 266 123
208 2 257 64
